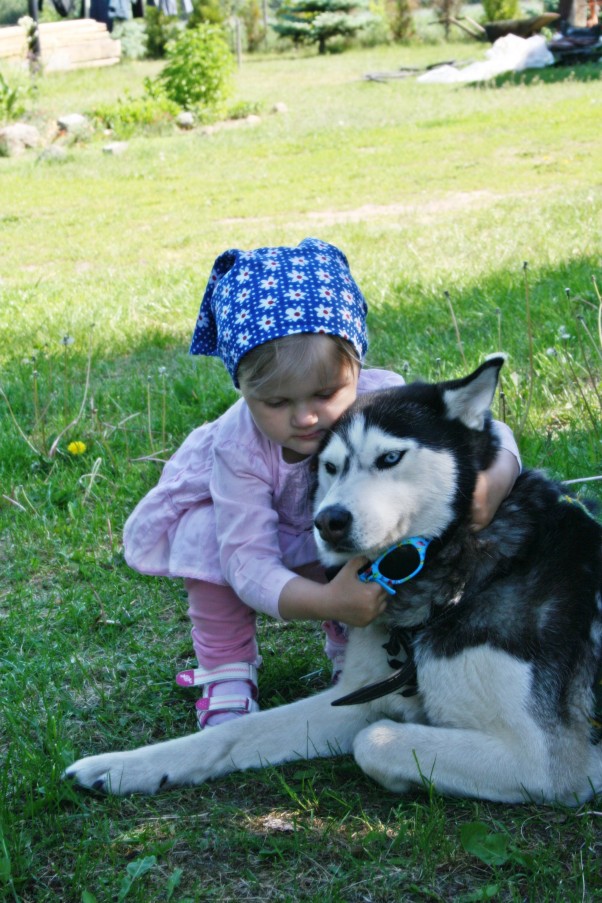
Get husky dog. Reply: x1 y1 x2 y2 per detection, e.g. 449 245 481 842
65 356 602 804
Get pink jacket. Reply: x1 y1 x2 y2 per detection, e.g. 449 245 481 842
123 368 520 619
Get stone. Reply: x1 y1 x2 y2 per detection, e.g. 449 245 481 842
102 141 129 155
271 102 288 114
176 111 195 129
37 145 68 163
0 123 40 157
57 113 89 134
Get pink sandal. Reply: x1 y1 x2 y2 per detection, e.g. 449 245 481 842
176 662 259 729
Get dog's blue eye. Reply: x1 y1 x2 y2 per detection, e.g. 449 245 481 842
324 461 337 476
376 451 405 469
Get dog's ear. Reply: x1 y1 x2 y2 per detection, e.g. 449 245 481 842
441 355 505 431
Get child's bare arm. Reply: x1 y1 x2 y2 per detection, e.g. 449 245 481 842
279 558 388 626
471 447 520 531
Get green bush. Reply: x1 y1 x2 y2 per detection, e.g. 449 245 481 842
227 99 262 119
274 0 379 54
111 19 148 59
386 0 414 40
144 5 182 58
0 71 27 123
239 0 267 51
482 0 521 21
187 0 226 28
92 90 180 137
0 0 24 25
157 24 234 112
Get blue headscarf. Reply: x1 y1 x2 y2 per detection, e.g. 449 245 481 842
190 238 369 386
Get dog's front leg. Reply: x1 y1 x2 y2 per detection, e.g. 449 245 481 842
65 686 369 795
352 719 556 803
65 731 221 796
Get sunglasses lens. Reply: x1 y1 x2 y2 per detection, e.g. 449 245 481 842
378 544 421 580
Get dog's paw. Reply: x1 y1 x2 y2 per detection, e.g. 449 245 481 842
63 731 229 795
63 749 174 796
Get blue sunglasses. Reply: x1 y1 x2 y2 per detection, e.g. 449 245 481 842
358 536 431 595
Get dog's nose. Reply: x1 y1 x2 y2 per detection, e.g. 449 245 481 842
314 505 352 545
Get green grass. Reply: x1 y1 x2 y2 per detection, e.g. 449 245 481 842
1 42 601 902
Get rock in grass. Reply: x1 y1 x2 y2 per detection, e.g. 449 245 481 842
176 111 195 129
102 141 129 155
0 123 40 157
37 146 68 163
57 113 89 134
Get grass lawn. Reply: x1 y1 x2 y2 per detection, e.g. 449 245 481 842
1 39 601 902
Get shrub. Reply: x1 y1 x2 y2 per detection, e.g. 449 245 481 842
144 6 182 58
0 0 24 25
239 0 267 51
227 99 262 119
274 0 379 54
387 0 415 41
157 24 234 112
92 91 180 137
111 19 148 60
0 71 27 123
482 0 521 21
187 0 226 28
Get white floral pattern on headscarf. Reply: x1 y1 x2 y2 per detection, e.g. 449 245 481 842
190 238 369 386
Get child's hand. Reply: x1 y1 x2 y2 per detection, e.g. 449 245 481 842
471 448 519 531
278 557 389 627
278 559 389 625
323 557 389 626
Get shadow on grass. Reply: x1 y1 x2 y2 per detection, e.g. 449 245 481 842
367 254 598 370
359 255 602 487
481 60 602 88
1 254 599 485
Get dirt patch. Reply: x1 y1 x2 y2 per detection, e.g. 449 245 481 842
304 191 498 225
218 190 500 227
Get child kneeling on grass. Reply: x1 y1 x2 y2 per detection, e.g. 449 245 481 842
123 238 521 728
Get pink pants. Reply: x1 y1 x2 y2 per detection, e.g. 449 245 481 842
185 575 348 670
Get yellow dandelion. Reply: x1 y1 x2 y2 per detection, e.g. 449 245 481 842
67 440 87 455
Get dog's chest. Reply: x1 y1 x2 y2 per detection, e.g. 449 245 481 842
416 644 537 733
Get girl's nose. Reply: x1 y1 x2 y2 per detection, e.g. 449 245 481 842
292 405 318 427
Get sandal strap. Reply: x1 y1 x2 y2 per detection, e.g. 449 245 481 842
195 696 259 714
195 695 260 728
176 662 258 689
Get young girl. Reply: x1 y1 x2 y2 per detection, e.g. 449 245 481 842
124 238 520 728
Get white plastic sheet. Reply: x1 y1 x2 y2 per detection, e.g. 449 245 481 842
417 34 555 84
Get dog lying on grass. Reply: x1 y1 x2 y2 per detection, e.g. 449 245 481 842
65 356 602 804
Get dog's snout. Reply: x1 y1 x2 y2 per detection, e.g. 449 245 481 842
314 505 353 546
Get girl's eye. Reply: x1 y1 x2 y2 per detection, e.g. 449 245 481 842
375 450 406 470
265 399 288 409
315 391 335 401
324 461 337 476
